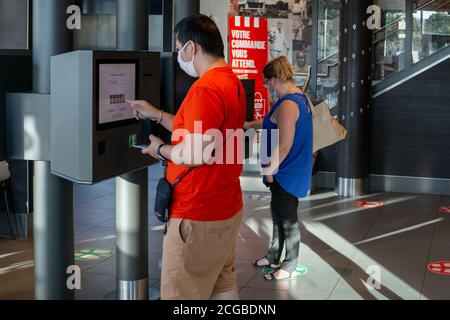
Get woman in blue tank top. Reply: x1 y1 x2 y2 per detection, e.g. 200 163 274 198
246 57 313 281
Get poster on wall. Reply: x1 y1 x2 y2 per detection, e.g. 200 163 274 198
235 0 290 19
229 16 269 120
268 19 293 63
230 0 313 75
291 0 313 75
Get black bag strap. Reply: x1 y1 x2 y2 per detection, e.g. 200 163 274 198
161 159 195 188
172 167 195 187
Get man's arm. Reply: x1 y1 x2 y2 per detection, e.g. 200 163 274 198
158 111 175 132
158 134 217 167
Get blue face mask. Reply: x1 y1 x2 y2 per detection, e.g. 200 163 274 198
270 90 278 100
267 79 278 100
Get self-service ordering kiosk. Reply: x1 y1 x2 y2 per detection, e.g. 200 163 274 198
50 51 160 184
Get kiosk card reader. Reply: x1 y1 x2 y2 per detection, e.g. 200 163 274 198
51 51 160 184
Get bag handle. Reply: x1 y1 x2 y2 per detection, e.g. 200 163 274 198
277 92 315 117
307 96 318 117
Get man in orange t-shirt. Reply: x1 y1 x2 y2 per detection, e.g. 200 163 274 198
128 15 246 300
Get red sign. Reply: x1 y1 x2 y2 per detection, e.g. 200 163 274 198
229 16 269 120
427 262 450 276
439 206 450 214
353 201 384 208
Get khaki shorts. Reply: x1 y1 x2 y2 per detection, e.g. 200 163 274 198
160 209 243 300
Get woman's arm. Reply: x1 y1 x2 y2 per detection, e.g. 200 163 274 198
244 119 263 130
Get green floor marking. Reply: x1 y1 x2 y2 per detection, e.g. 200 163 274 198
261 265 309 277
75 248 114 262
262 266 276 275
295 265 308 277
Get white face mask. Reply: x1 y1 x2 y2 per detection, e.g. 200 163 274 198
177 41 200 78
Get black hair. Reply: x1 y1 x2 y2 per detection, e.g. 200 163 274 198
174 14 225 58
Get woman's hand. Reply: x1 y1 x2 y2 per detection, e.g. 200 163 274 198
126 100 161 121
265 175 274 184
244 119 263 130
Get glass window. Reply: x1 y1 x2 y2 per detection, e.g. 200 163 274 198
413 0 450 63
316 0 340 114
372 0 407 83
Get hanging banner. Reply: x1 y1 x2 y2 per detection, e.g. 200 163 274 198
229 16 269 120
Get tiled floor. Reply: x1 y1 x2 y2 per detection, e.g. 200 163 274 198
1 164 450 300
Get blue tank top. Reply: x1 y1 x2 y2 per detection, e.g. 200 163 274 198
261 93 313 198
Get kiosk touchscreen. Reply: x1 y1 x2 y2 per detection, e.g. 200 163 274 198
51 51 160 184
98 62 137 128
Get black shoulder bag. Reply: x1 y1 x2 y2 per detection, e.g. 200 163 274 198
154 163 194 225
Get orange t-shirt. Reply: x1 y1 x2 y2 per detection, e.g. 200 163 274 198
166 66 246 221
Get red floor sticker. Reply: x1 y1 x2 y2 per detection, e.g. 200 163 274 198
427 262 450 276
353 201 384 208
439 206 450 214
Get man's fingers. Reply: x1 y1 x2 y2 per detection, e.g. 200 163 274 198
133 110 140 120
126 100 136 107
149 134 159 144
142 147 150 155
127 100 142 110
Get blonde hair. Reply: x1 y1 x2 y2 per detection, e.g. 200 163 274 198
263 56 294 83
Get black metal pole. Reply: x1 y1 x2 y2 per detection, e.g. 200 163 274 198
336 0 373 197
174 0 200 25
116 0 149 51
32 0 75 299
163 0 200 52
115 0 150 300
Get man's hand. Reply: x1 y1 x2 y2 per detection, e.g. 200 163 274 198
126 100 161 121
142 135 165 159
